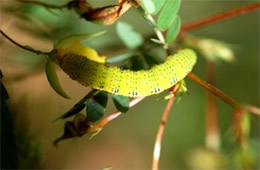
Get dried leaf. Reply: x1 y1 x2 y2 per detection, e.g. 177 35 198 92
70 0 139 25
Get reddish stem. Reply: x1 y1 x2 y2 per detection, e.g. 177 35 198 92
188 72 241 110
152 86 179 170
232 109 245 144
205 62 220 150
90 97 145 132
152 96 175 170
182 3 260 32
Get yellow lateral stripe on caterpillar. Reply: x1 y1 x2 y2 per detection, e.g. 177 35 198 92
57 41 106 64
55 43 197 97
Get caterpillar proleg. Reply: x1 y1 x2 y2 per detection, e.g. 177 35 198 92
53 39 197 97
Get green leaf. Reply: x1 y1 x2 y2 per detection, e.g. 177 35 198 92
141 0 166 15
54 90 98 121
150 38 165 45
112 95 129 113
86 98 105 122
143 53 161 68
166 15 181 43
93 91 108 108
55 31 106 49
153 0 167 14
157 0 181 30
131 55 147 71
141 0 155 14
45 59 71 99
183 35 235 62
58 103 86 120
106 53 133 64
116 21 144 49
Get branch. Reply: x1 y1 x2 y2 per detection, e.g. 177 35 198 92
152 96 175 170
0 29 49 55
188 72 260 116
205 62 220 151
152 86 180 170
182 3 260 32
90 97 146 132
188 72 241 109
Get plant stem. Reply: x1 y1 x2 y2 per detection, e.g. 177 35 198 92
17 0 68 9
182 3 260 32
187 72 241 110
232 109 245 144
205 62 220 151
152 86 180 170
144 12 170 54
0 29 48 55
90 97 146 132
245 105 260 116
152 95 175 170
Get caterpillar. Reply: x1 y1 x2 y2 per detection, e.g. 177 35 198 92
53 36 197 97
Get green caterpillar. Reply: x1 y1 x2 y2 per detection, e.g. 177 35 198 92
52 34 197 97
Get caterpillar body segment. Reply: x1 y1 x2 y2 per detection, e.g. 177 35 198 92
55 43 197 97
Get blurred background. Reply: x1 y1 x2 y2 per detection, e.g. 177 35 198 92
0 0 259 169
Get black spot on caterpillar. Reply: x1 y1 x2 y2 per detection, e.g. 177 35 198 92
54 41 197 97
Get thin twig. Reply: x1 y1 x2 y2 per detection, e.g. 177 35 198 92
232 109 245 144
152 86 180 170
143 12 170 55
90 97 146 132
188 72 260 116
17 0 68 9
245 105 260 116
205 62 220 151
182 3 260 32
188 72 241 109
152 96 176 170
0 29 49 55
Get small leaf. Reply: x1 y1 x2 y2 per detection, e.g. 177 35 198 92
131 55 148 71
55 31 106 49
157 0 181 30
166 15 181 43
183 35 235 62
157 93 175 101
143 53 161 68
116 21 144 49
176 79 188 103
93 91 108 108
141 0 155 14
112 95 129 113
54 90 98 121
141 0 166 15
86 98 105 122
106 53 133 64
58 103 86 120
150 38 165 45
45 59 70 99
151 0 167 15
